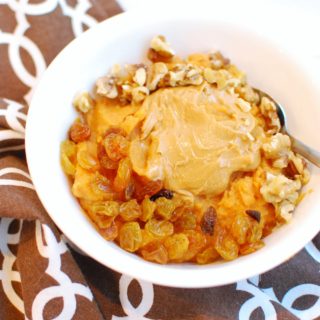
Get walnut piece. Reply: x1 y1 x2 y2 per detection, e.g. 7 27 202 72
262 133 291 160
150 35 175 58
96 76 118 98
259 96 281 134
73 92 93 113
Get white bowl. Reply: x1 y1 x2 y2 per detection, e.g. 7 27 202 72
26 11 320 288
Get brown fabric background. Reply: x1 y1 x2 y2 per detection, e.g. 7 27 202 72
0 1 319 319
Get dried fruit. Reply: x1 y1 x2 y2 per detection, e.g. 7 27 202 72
77 143 98 171
93 215 114 229
140 197 157 222
164 233 189 261
145 219 174 238
141 243 168 264
124 183 135 201
134 178 163 201
201 206 217 235
90 201 119 217
196 247 220 264
245 210 261 223
231 214 251 245
100 221 118 241
119 222 142 252
119 199 141 221
214 226 239 260
113 158 132 192
183 230 207 261
97 141 115 165
103 132 129 162
150 189 173 201
155 197 176 220
240 241 264 255
69 121 91 143
175 209 196 231
90 172 114 199
60 140 77 176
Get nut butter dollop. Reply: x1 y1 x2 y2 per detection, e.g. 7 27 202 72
129 84 262 197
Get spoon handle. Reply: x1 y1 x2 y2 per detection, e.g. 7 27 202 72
289 134 320 168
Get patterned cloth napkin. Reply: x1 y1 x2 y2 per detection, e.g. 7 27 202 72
0 2 320 319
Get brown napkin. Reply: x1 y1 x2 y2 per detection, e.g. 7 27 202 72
1 2 320 319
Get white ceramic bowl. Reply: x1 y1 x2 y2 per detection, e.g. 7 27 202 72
26 11 320 288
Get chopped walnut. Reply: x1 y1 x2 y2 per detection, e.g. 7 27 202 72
182 65 203 86
277 200 295 221
73 92 93 113
147 62 168 91
110 64 123 78
150 35 175 58
260 172 301 204
209 51 230 70
259 96 281 134
262 133 291 159
96 76 118 98
236 85 260 103
132 86 149 103
133 67 147 86
236 98 252 112
121 84 133 101
167 64 187 86
203 68 231 89
285 154 310 185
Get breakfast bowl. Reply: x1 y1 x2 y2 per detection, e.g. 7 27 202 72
25 11 320 288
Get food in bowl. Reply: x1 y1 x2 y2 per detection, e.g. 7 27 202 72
60 35 310 264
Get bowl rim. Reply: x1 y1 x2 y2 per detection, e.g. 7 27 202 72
26 10 320 288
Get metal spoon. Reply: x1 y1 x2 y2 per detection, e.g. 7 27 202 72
254 88 320 167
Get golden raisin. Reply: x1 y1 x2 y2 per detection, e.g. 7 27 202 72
141 243 168 264
230 213 251 245
60 140 77 176
140 229 156 248
92 215 114 229
183 230 207 261
155 197 175 220
69 121 91 143
103 132 129 162
97 143 118 170
140 197 157 222
196 247 220 264
119 222 142 252
214 226 239 261
90 172 114 199
145 219 174 238
124 183 135 201
119 199 141 221
113 158 132 192
77 148 98 171
175 209 197 231
100 221 118 241
164 233 189 261
240 240 264 255
134 178 163 201
90 201 119 217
